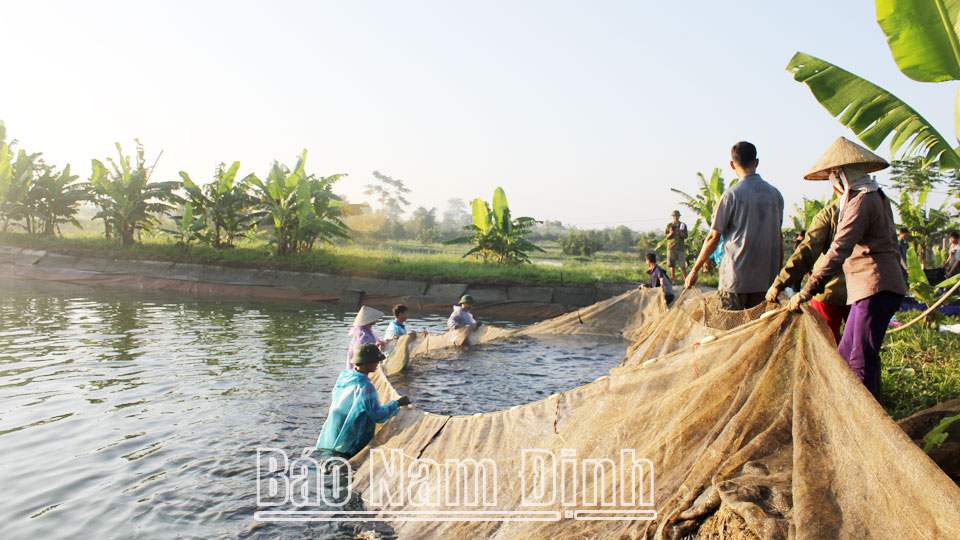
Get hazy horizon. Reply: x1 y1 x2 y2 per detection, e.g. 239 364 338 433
4 1 956 231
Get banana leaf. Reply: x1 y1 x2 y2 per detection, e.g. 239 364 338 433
472 198 491 233
787 52 960 168
935 272 960 289
218 161 241 195
492 187 511 235
876 0 960 83
181 203 194 232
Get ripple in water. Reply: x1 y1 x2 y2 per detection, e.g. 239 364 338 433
388 335 625 415
0 277 623 538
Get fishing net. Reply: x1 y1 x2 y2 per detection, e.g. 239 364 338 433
622 289 777 367
350 290 960 540
384 287 666 376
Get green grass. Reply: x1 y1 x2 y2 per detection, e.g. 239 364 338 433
882 311 960 420
0 232 715 287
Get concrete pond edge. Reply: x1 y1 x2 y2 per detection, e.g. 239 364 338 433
0 246 641 318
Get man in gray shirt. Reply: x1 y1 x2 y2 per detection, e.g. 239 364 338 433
685 141 784 310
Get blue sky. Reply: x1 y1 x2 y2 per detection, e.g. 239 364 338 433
3 1 956 229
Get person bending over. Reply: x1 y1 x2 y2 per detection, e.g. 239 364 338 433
447 295 479 331
316 343 410 459
641 253 675 305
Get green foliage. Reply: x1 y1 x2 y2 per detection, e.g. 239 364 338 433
161 202 205 249
671 168 737 234
786 195 834 237
0 124 41 233
446 187 544 264
559 229 602 257
406 206 438 240
180 162 255 247
904 246 960 329
787 52 960 168
27 162 88 236
922 413 960 453
297 172 350 251
876 0 960 84
788 1 960 169
889 157 956 194
416 226 441 244
634 230 663 256
896 188 951 268
89 140 180 246
247 151 350 256
0 231 645 285
883 311 960 419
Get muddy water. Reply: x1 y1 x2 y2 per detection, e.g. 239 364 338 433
0 277 623 539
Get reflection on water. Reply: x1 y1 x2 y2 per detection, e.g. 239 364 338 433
0 277 621 538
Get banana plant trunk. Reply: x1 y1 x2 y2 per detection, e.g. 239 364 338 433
120 223 136 246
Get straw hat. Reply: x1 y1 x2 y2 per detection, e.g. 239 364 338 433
804 137 889 180
352 305 384 327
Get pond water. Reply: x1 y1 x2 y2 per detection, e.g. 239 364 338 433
0 277 625 539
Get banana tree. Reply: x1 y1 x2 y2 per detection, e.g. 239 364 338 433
295 172 350 252
786 195 835 237
180 161 255 247
905 245 960 328
27 162 89 236
0 123 41 233
247 151 350 256
787 1 960 169
89 140 180 246
446 187 544 264
896 187 951 268
160 202 205 248
671 168 738 233
247 153 306 256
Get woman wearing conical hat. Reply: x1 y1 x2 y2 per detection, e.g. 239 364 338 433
788 137 906 399
346 306 385 369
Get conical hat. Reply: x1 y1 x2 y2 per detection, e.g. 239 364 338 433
352 305 384 327
804 137 889 180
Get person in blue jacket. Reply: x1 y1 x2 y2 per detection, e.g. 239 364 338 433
316 343 411 458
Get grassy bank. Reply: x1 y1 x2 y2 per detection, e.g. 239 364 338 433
0 232 719 287
882 311 960 419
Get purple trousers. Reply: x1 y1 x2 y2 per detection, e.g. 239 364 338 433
837 291 903 399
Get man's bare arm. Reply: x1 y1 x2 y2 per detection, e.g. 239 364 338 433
684 229 722 289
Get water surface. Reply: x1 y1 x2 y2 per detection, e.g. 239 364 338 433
0 277 623 538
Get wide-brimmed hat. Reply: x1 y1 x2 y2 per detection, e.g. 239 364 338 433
804 137 889 180
458 294 474 305
352 305 384 327
671 210 681 217
352 342 385 365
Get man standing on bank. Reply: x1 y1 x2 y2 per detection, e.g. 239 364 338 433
685 141 784 310
788 137 906 399
665 210 688 284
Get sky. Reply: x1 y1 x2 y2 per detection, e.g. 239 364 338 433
3 0 957 230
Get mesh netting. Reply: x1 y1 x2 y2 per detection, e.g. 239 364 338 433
352 290 960 539
384 287 665 376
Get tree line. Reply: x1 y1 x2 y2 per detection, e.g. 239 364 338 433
0 122 551 263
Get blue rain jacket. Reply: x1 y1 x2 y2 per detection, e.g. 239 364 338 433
316 369 400 457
